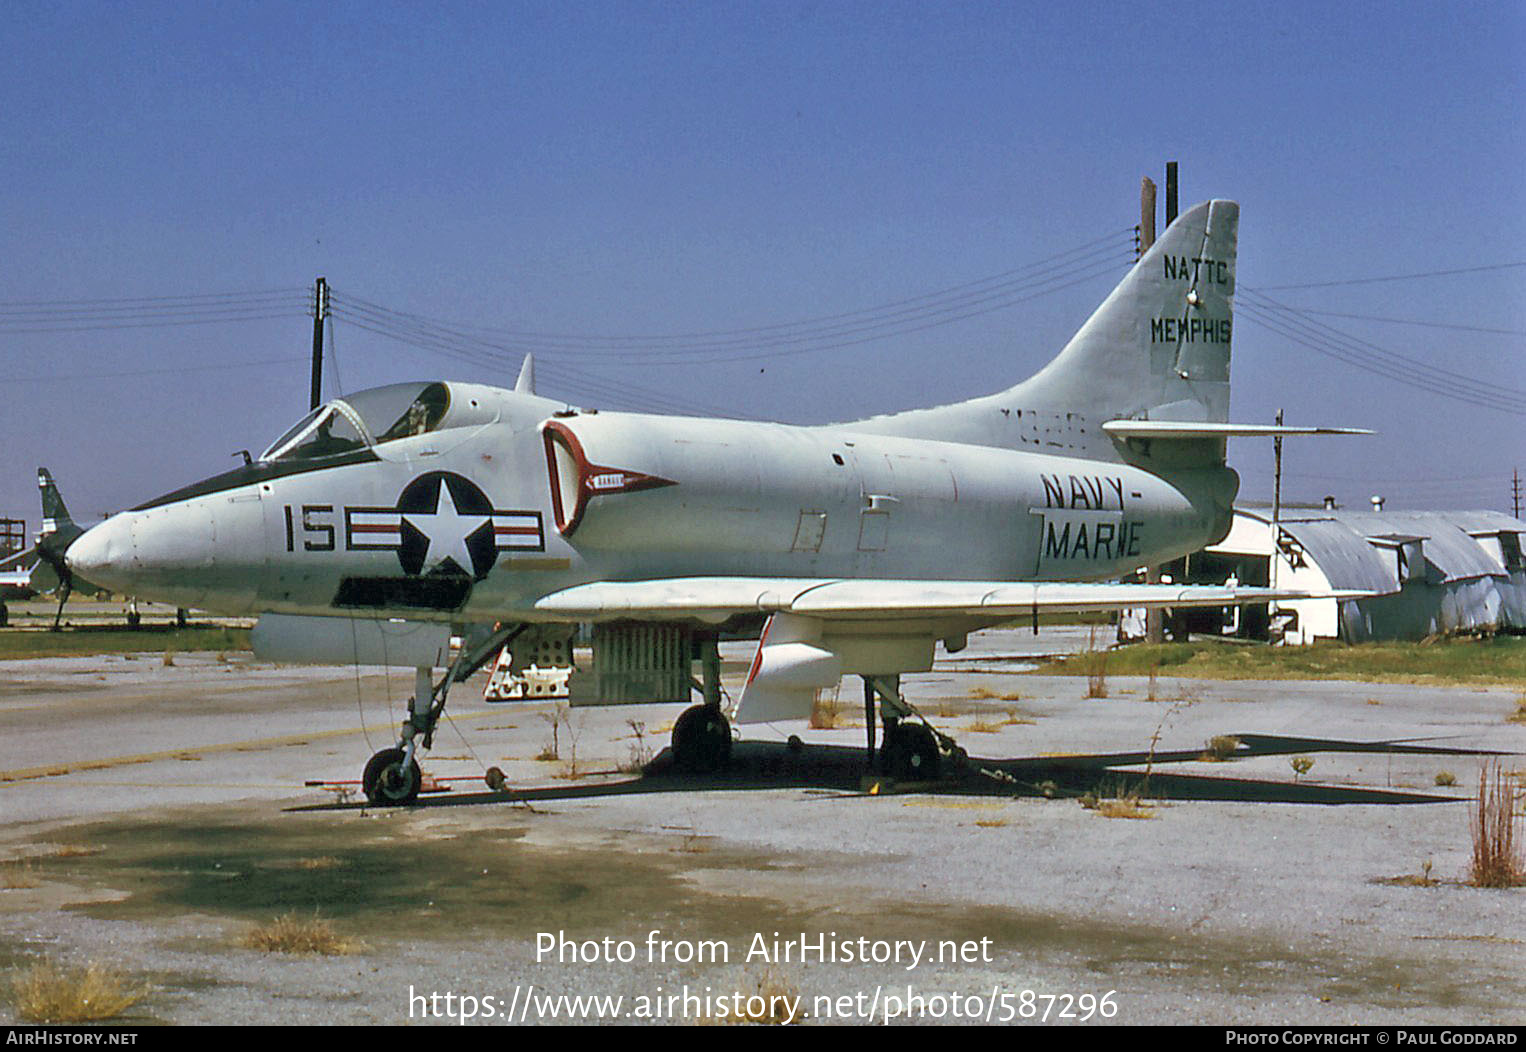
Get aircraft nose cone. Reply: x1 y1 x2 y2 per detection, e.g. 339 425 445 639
66 515 135 593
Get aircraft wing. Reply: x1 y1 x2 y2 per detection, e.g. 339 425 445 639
533 576 1362 723
531 576 1341 624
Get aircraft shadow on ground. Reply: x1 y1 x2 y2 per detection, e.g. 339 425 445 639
290 733 1507 813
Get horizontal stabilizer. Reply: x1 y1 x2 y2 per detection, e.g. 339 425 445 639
1103 421 1372 440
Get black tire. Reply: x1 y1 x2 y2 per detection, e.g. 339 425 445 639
883 723 941 781
671 705 732 773
363 748 421 806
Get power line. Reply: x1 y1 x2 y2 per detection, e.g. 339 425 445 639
1252 261 1526 291
1237 289 1526 415
331 256 1126 367
0 288 309 334
0 287 305 308
328 237 1133 362
323 227 1136 417
1257 307 1525 337
6 356 309 384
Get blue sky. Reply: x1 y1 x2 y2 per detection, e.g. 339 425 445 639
2 1 1522 528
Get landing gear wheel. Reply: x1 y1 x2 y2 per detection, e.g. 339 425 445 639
362 748 421 806
883 723 941 781
671 705 732 773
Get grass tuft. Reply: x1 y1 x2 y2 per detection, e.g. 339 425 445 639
1034 635 1526 687
1080 791 1155 820
1469 760 1525 888
242 912 356 955
808 692 858 729
1 860 40 889
1081 628 1109 698
968 685 1024 702
1079 779 1156 819
1201 735 1242 762
700 969 801 1025
10 959 149 1023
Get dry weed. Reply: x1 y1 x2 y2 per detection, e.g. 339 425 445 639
1469 760 1525 888
1201 735 1242 762
242 912 356 955
700 969 802 1025
1080 784 1156 819
619 719 654 773
10 958 149 1023
1378 859 1436 887
968 685 1024 702
1087 795 1155 820
1 861 40 889
809 693 847 729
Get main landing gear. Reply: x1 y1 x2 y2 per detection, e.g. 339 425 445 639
670 633 732 773
662 647 963 782
862 675 964 782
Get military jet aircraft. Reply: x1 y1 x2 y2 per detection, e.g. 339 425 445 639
65 199 1363 803
0 469 107 628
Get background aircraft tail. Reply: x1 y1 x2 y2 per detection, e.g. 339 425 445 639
851 199 1239 462
39 467 80 541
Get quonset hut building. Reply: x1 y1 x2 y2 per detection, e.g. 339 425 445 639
1164 505 1526 644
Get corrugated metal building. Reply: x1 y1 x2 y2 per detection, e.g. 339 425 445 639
1187 506 1526 644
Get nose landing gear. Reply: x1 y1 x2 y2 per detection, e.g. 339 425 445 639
360 623 520 806
362 747 422 806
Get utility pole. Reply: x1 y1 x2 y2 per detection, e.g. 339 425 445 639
1138 177 1157 260
1513 468 1521 519
1272 408 1284 591
1273 409 1285 526
1143 169 1167 642
309 277 329 411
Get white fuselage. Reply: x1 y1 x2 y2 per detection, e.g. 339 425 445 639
67 386 1237 623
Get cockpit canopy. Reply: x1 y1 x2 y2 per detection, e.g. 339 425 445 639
260 382 453 462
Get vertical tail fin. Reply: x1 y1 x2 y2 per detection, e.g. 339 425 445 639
852 199 1239 458
38 468 79 541
1021 198 1238 424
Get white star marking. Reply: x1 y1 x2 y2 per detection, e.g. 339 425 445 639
403 482 490 575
